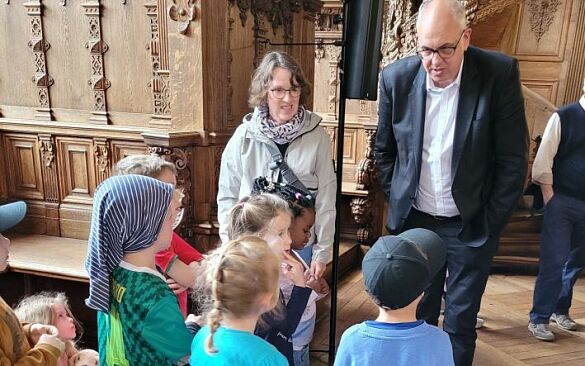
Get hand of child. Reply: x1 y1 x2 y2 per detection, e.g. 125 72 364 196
37 333 65 354
310 260 326 280
186 314 203 326
29 323 59 345
282 251 306 287
166 277 187 295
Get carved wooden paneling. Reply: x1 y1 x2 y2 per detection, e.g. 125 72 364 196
93 138 110 185
514 0 572 60
145 1 172 127
110 140 149 164
24 1 53 121
38 134 61 236
82 1 110 124
56 137 96 205
521 80 559 102
42 1 91 114
2 133 44 200
168 0 198 35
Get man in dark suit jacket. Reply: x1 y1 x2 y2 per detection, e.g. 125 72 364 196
374 1 528 365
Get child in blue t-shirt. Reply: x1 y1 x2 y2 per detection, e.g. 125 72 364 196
190 236 287 366
334 229 455 366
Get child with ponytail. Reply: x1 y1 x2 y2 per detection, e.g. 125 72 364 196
227 193 313 365
189 236 287 366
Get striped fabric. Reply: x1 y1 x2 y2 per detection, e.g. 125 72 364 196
85 174 173 312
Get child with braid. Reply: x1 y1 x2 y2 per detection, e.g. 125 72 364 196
253 177 329 366
227 194 313 365
189 236 287 366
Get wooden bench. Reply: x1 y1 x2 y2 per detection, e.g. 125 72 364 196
7 234 88 283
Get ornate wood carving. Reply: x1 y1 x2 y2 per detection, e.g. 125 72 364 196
356 129 376 190
146 2 172 127
350 197 373 245
24 1 53 121
39 134 60 235
527 0 562 42
226 2 236 127
83 1 110 124
229 0 251 26
93 138 110 184
168 0 198 35
149 146 194 240
326 45 341 118
252 7 269 67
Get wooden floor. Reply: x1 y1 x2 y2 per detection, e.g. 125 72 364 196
310 269 585 365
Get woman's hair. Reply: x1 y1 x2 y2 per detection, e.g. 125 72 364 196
14 291 82 340
227 193 292 240
248 51 312 108
203 236 281 354
252 177 315 217
114 154 176 178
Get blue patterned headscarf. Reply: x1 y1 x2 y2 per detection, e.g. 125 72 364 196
85 174 173 312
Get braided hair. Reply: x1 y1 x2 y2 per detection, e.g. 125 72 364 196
203 236 281 354
252 177 315 217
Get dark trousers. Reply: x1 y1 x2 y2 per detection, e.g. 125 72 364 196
403 209 497 366
530 193 585 324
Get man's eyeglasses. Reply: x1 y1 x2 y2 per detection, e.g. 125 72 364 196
417 31 465 60
269 87 302 99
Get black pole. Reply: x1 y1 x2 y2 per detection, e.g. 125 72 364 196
328 1 348 364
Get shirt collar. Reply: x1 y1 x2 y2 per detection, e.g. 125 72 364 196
426 59 464 92
119 260 166 282
579 95 585 111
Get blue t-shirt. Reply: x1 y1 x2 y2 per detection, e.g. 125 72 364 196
190 326 288 366
334 320 454 366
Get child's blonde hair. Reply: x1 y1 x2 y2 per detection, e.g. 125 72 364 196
14 291 81 339
204 236 281 354
227 193 292 240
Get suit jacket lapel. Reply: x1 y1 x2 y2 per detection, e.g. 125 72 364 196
409 66 427 182
452 50 480 174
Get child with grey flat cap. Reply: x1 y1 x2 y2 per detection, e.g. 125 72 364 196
334 228 454 366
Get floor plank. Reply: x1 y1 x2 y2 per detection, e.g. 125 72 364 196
310 270 585 365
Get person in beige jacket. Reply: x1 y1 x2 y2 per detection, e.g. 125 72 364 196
0 201 65 365
217 51 336 280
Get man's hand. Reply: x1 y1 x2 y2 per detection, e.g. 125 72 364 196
541 184 554 205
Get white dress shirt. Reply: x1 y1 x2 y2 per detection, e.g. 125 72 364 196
414 62 464 217
532 95 585 185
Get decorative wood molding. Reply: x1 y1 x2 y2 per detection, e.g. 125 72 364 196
563 1 585 104
350 197 373 245
326 45 341 118
24 1 53 121
149 146 195 240
38 134 60 204
527 0 562 43
356 129 376 190
146 2 172 127
252 7 269 67
168 0 198 35
229 0 251 27
93 138 110 185
82 1 110 124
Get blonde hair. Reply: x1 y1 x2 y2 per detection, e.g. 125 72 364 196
14 291 81 340
204 236 281 354
227 194 292 240
248 51 312 108
114 154 176 178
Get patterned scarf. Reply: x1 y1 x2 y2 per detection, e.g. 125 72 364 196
258 104 306 144
85 174 173 312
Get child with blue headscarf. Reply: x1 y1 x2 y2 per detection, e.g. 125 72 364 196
85 174 195 365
